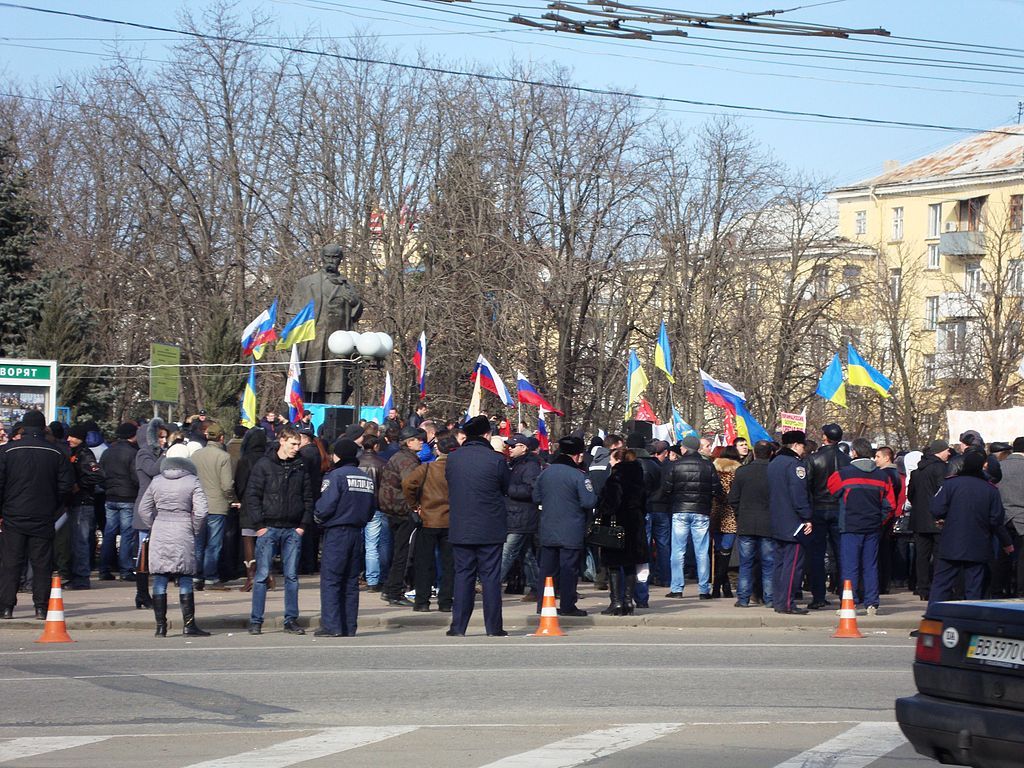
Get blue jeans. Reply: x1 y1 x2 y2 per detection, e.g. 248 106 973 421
646 514 671 585
196 514 226 582
363 510 392 586
670 513 711 595
101 501 137 578
153 574 194 595
840 531 880 608
250 527 302 625
737 535 775 605
69 505 95 587
500 532 539 590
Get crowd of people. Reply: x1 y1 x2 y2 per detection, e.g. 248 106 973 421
0 405 1018 637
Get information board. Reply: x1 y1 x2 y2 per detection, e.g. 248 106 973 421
150 344 181 404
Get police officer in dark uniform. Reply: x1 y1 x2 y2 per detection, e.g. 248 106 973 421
314 439 375 637
533 436 599 617
768 430 813 615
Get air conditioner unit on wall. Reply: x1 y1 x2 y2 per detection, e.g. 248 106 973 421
946 222 958 232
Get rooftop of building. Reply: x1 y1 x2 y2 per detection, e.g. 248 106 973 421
834 125 1024 193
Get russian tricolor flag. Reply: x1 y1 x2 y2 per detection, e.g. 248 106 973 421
516 372 563 416
470 354 513 406
382 371 393 413
285 345 304 423
537 408 550 452
699 369 746 411
412 332 426 399
241 299 278 359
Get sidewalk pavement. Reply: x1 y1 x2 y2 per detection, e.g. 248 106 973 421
0 577 928 634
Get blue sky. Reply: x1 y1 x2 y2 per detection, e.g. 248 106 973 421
1 0 1022 185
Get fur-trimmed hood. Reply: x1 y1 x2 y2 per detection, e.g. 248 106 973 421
140 417 166 455
160 455 197 478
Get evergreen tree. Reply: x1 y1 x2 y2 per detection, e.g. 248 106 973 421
0 140 45 356
200 305 245 427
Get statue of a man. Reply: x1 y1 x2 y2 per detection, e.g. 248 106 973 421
286 244 363 403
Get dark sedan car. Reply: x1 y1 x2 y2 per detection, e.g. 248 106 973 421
896 599 1024 767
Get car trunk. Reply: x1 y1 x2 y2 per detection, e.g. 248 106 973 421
915 600 1024 711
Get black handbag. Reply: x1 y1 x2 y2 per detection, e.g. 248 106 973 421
587 515 626 550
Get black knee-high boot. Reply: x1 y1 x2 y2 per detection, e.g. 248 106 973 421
135 572 153 609
180 593 211 637
601 569 623 615
153 594 168 637
623 572 637 615
714 550 734 598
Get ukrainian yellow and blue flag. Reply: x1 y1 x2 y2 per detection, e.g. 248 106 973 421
241 363 257 428
277 300 316 351
815 352 847 407
654 321 675 384
626 349 649 417
847 343 892 398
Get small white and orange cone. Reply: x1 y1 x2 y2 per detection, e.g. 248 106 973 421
531 576 564 637
832 579 863 639
36 575 74 644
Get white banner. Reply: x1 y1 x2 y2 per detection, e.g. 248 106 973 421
946 407 1024 443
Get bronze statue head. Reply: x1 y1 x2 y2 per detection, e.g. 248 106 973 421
320 244 344 274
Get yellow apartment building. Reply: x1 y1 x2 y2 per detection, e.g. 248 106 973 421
830 126 1024 430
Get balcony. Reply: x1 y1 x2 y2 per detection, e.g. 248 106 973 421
938 291 982 320
939 230 986 257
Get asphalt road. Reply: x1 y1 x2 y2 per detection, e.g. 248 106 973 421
0 626 935 767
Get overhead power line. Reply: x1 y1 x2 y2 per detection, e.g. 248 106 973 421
0 2 1018 136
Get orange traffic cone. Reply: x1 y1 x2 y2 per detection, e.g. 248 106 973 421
832 579 863 639
532 576 564 637
36 575 74 644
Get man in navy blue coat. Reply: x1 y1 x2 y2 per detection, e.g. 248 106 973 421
445 415 511 636
930 450 1014 604
768 430 813 614
314 439 375 637
533 436 599 617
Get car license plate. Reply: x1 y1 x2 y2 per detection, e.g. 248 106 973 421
967 634 1024 666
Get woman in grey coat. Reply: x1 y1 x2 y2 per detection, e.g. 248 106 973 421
137 455 211 637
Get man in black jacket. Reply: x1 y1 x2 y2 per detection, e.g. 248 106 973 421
66 423 105 590
245 426 313 635
377 426 424 607
803 423 851 609
661 435 724 599
98 423 139 581
729 440 775 608
0 410 75 619
500 434 541 600
908 439 951 602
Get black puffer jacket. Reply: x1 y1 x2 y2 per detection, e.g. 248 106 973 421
69 443 104 507
661 453 724 515
0 428 75 538
506 453 541 533
804 443 850 511
244 452 313 529
909 453 947 534
100 439 139 503
637 454 667 514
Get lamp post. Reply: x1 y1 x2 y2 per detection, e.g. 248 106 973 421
327 330 394 421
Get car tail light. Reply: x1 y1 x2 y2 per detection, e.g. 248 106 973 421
915 619 944 664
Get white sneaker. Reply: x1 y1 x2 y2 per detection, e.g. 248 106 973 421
866 605 878 616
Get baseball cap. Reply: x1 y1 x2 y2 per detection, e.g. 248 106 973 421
506 434 530 448
822 423 843 441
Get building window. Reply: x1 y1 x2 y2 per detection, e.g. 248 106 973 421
925 296 939 330
811 265 829 297
928 203 942 238
965 262 983 295
841 264 862 296
959 196 986 232
1011 194 1023 231
855 210 867 235
924 354 936 388
1009 259 1024 296
927 243 940 270
890 268 902 301
892 207 904 240
940 320 967 354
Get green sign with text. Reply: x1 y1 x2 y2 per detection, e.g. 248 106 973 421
0 365 52 381
149 344 181 403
